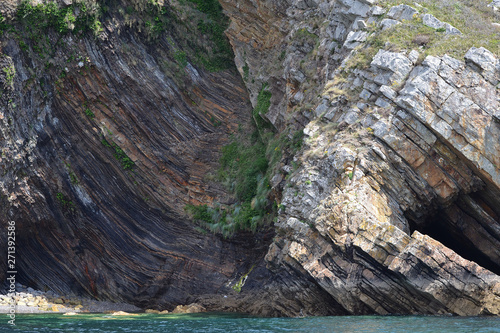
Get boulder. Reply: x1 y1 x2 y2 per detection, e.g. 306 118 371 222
422 14 462 35
111 311 139 316
387 5 418 21
172 303 206 314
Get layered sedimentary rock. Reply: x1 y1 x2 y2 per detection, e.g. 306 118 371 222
220 0 500 316
1 0 500 317
0 0 266 309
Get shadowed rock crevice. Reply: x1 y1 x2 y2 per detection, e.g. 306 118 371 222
414 194 500 276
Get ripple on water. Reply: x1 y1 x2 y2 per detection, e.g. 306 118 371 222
3 313 500 333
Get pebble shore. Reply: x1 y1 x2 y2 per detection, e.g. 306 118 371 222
0 284 141 313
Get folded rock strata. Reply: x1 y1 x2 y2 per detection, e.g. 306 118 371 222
0 0 499 317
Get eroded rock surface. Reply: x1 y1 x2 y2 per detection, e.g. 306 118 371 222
220 0 500 316
0 0 266 310
1 0 499 317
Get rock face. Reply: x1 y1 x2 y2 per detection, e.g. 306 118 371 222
1 0 500 317
0 0 267 310
219 0 500 316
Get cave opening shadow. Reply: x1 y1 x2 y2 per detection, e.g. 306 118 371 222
408 206 500 277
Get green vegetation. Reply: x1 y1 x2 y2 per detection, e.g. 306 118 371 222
279 50 286 61
220 140 268 202
2 64 15 88
232 265 255 293
186 133 269 237
16 1 102 35
101 139 135 170
174 50 188 67
84 108 95 118
186 0 225 21
294 28 319 44
8 1 102 62
242 62 249 81
252 83 273 131
187 81 304 237
83 102 95 119
63 162 79 185
143 3 169 36
378 0 499 57
56 192 77 216
185 0 233 71
254 83 272 115
0 13 9 35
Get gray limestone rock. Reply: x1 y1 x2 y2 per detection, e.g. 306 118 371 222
444 23 462 35
359 89 372 100
422 13 443 29
371 50 413 84
488 0 500 10
380 18 400 30
408 50 420 64
379 85 397 101
353 19 367 30
422 13 462 35
343 31 368 49
387 4 418 21
371 6 386 16
464 47 499 85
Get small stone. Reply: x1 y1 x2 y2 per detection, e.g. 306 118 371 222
354 19 367 30
444 23 462 35
172 303 206 314
359 89 371 100
111 311 139 316
145 309 160 314
315 101 329 117
63 312 78 316
323 107 337 120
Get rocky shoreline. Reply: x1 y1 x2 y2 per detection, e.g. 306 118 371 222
0 284 141 314
0 284 210 315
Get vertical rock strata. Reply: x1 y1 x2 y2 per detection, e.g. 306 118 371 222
221 0 500 315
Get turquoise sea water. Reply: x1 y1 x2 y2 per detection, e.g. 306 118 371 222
1 313 500 332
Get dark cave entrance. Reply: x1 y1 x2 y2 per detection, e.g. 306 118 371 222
408 197 500 276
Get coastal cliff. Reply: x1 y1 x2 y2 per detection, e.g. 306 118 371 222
0 0 268 310
1 0 500 316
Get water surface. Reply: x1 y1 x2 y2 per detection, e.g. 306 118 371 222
2 313 500 332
